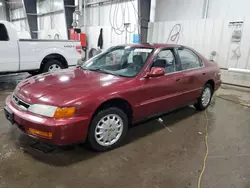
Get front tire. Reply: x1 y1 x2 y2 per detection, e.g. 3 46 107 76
87 107 128 152
194 84 213 111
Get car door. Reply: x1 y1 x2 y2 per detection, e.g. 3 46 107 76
133 48 186 119
176 47 206 103
0 23 19 72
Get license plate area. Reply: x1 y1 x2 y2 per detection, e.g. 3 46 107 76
4 106 14 124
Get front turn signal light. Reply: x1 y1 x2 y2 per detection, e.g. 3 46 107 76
53 107 76 119
28 128 52 139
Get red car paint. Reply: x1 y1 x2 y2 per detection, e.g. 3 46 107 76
5 44 221 145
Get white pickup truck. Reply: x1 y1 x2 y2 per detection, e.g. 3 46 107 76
0 21 82 74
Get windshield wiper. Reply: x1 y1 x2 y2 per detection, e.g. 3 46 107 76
84 67 130 77
79 66 86 70
87 68 110 74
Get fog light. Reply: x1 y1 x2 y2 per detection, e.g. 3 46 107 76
28 128 52 139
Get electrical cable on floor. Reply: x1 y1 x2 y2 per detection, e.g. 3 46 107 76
157 118 172 132
197 110 209 188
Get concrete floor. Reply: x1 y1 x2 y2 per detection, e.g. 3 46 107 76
0 73 250 188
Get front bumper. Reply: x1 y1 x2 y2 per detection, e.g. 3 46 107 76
4 95 90 145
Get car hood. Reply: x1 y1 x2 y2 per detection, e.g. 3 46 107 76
15 68 130 106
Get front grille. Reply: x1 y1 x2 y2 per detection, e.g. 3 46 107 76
12 95 30 111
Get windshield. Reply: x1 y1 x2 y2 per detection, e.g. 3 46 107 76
81 46 153 77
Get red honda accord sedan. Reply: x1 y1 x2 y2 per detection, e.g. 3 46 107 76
4 43 221 151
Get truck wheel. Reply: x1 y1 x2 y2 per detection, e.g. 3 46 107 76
194 84 213 111
87 107 128 152
42 59 65 73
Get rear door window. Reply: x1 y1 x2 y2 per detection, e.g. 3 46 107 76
0 24 9 41
177 48 203 70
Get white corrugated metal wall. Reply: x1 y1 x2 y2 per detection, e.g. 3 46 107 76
148 19 250 87
149 0 250 87
148 19 250 70
207 0 250 20
154 0 250 22
154 0 204 22
79 0 139 50
8 0 139 45
9 0 67 39
37 0 67 39
10 7 31 38
0 0 7 20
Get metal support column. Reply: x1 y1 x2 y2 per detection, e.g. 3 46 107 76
138 0 151 43
3 1 10 21
64 0 75 39
23 0 38 39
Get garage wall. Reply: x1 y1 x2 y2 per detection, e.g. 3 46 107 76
148 19 250 87
37 0 67 39
10 7 31 39
79 0 138 26
8 0 68 39
207 0 250 20
0 0 7 20
154 0 250 21
79 0 139 50
151 0 250 88
150 0 156 22
154 0 204 21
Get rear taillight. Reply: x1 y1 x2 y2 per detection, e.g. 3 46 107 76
76 45 82 55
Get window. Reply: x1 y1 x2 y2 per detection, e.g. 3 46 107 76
0 24 9 41
82 47 153 77
128 51 149 64
178 48 202 70
155 49 176 74
97 49 125 66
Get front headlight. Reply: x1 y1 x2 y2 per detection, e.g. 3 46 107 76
28 104 57 117
28 104 76 119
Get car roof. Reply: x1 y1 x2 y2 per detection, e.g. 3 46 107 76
117 43 181 49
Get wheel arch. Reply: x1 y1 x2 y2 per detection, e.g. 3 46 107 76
205 79 215 92
91 98 134 125
40 53 68 71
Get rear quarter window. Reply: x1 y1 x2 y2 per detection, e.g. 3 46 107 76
178 48 203 70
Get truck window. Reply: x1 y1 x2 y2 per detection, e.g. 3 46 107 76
0 24 9 41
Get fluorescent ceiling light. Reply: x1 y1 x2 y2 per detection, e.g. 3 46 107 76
0 2 3 6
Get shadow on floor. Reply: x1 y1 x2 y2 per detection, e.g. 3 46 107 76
10 105 198 167
0 73 30 91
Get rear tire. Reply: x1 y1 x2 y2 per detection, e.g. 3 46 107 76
194 84 213 111
87 107 128 152
28 70 39 76
42 59 65 73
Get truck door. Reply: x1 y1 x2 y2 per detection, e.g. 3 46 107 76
0 23 19 72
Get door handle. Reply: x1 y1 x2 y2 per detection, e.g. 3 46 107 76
202 73 206 75
176 78 181 82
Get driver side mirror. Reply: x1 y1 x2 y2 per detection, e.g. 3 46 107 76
144 67 165 78
144 58 166 78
